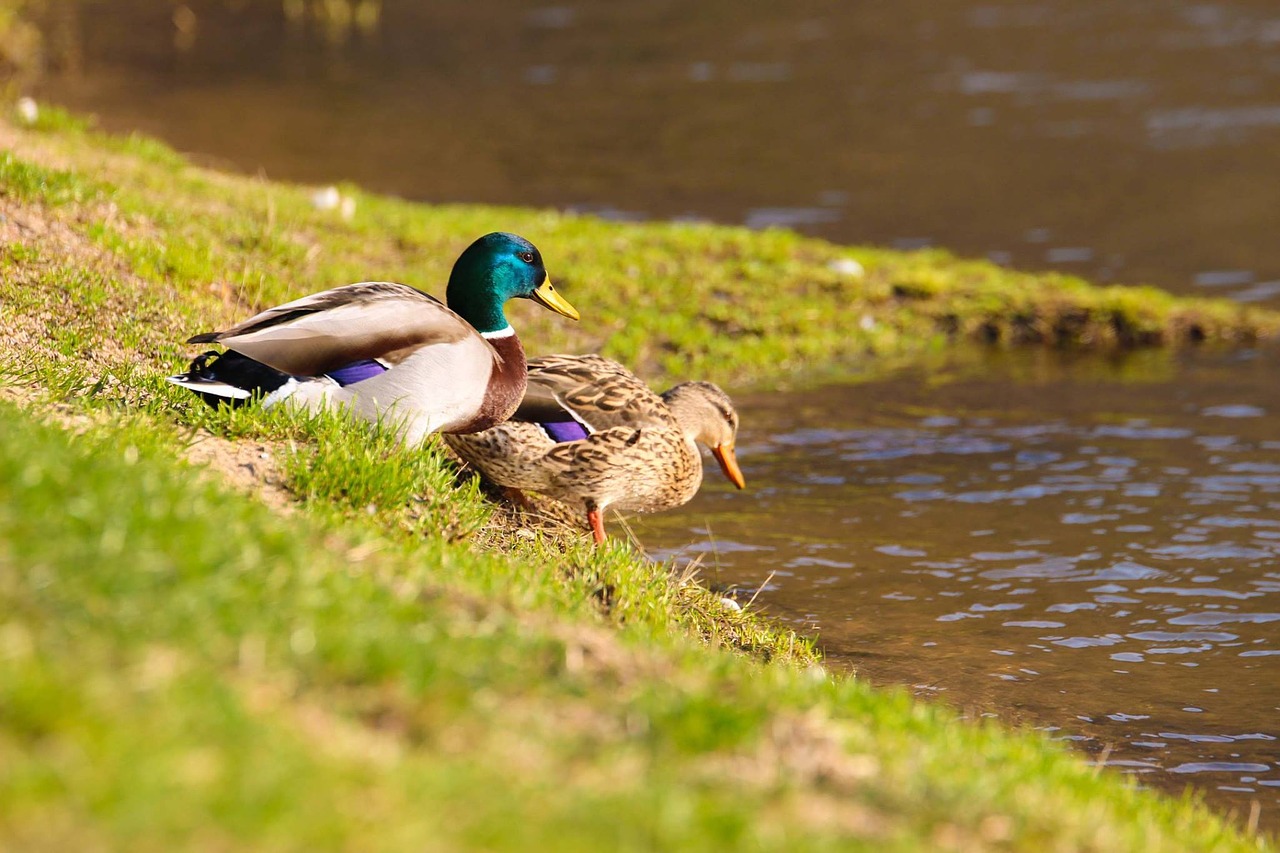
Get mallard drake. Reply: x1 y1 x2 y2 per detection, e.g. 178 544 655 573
167 232 579 443
444 354 746 544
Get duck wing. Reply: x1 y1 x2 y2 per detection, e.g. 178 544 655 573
514 354 676 432
538 423 700 512
188 282 475 377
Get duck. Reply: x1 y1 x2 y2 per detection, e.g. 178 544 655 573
444 354 746 544
167 232 579 444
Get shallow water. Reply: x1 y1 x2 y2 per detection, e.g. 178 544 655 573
30 0 1280 302
634 348 1280 830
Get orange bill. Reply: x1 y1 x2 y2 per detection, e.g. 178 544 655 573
711 443 746 490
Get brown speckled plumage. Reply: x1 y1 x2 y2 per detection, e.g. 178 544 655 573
445 354 744 542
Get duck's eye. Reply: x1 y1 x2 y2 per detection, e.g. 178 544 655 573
518 251 535 263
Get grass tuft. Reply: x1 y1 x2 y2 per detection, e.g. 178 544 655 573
0 150 94 204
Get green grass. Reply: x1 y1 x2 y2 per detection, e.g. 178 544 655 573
0 104 1275 849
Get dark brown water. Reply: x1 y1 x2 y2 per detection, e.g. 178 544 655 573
28 0 1280 303
635 348 1280 831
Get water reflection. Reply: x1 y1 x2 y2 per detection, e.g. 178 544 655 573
25 0 1280 302
635 349 1280 829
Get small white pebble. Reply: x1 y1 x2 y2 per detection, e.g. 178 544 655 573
859 314 877 331
828 257 865 277
515 528 536 540
15 97 38 125
311 185 341 211
719 597 742 612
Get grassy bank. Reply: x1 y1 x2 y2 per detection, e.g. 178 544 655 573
1 105 1275 850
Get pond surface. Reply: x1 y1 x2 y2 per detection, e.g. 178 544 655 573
29 0 1280 303
634 348 1280 831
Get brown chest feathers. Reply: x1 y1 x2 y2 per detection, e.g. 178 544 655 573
447 332 528 434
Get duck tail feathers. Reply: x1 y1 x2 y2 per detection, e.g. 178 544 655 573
167 350 294 409
165 373 253 401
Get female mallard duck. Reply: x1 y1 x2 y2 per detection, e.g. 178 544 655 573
444 354 746 544
167 232 579 444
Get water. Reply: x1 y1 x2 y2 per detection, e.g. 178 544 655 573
635 348 1280 830
28 0 1280 303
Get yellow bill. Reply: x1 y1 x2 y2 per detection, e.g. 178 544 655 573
530 278 580 321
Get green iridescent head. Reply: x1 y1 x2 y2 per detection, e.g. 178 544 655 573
446 232 578 334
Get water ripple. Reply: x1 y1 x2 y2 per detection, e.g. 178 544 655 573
1167 612 1280 626
1169 762 1274 774
1128 630 1239 643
